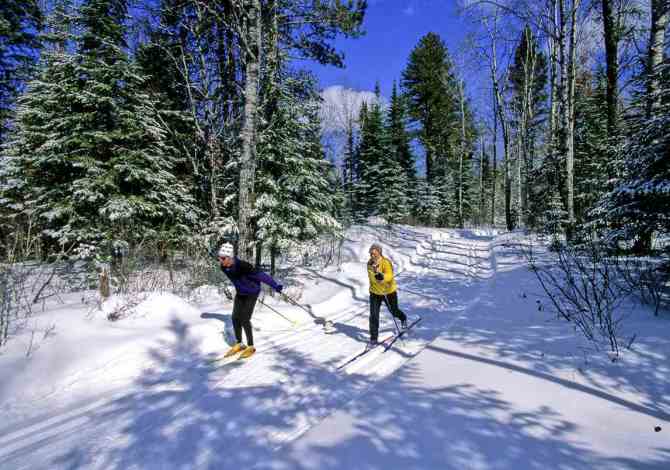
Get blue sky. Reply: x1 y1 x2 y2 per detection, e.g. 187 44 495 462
303 0 471 98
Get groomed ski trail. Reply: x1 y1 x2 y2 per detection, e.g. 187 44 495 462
0 228 498 470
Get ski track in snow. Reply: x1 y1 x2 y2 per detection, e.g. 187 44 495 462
1 227 668 469
0 226 474 469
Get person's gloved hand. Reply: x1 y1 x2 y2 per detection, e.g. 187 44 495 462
276 284 284 293
223 286 233 300
374 272 384 281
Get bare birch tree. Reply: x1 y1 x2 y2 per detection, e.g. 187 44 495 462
646 0 669 117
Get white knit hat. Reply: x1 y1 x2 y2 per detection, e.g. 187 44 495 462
218 242 234 258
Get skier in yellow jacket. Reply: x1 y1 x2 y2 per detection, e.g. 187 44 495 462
367 243 407 345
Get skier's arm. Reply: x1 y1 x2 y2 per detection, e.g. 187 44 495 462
249 270 283 292
239 260 282 292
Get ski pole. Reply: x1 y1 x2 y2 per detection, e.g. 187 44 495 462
281 293 312 314
281 293 333 328
257 297 299 326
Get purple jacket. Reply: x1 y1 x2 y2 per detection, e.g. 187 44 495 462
221 258 281 296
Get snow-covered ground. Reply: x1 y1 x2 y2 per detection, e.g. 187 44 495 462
0 225 668 469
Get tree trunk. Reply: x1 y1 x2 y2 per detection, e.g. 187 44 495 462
208 136 220 218
557 0 577 231
520 26 538 228
500 104 512 231
558 0 569 197
458 80 466 229
479 135 485 225
602 0 619 135
566 0 580 232
548 0 559 160
492 88 498 226
517 132 523 228
490 37 512 230
494 88 512 231
270 245 277 277
646 0 669 117
238 0 262 262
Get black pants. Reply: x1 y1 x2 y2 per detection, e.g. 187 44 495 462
232 294 258 346
369 291 407 342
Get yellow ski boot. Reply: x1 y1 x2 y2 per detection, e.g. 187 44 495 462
224 343 246 358
238 346 256 359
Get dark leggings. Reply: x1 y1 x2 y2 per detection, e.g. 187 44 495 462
369 291 407 342
232 294 258 346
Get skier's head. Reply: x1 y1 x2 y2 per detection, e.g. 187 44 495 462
369 243 383 261
218 242 235 267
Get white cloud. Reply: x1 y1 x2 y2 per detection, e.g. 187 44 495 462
403 5 415 16
319 86 383 135
319 86 385 166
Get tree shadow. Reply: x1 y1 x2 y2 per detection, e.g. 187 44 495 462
255 360 613 470
257 346 670 469
47 317 388 469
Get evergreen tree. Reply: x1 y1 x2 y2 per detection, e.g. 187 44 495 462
602 60 670 251
341 117 358 225
135 13 195 172
351 100 368 220
355 87 388 220
414 178 441 226
401 32 458 184
382 81 414 223
0 0 42 144
255 72 340 252
387 81 415 182
573 70 610 225
1 0 199 255
433 159 458 226
377 155 410 224
543 189 569 250
508 24 548 227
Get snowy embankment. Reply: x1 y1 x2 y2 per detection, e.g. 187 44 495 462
0 226 668 469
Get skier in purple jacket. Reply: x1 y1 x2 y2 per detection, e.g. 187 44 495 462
218 242 283 359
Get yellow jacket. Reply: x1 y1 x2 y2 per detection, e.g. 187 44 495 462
367 257 398 295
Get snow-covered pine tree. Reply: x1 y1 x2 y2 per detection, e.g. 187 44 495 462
135 18 199 207
355 84 388 221
255 72 340 256
387 82 415 182
573 69 611 226
382 81 413 224
601 59 670 251
340 120 358 226
434 166 458 227
598 0 669 253
414 178 441 226
543 189 569 251
351 100 369 221
1 0 200 256
377 156 410 224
